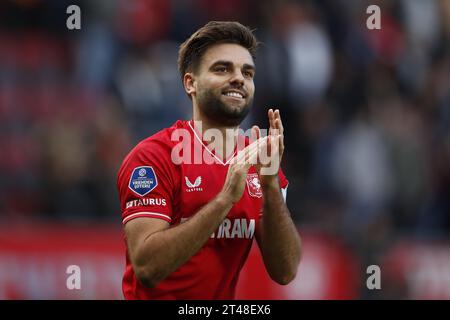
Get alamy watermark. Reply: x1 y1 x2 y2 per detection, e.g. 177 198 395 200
170 122 281 175
66 5 81 30
366 265 381 290
366 5 381 30
66 265 81 290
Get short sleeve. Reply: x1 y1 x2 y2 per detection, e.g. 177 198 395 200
277 168 289 202
278 167 289 189
117 140 177 225
259 167 290 214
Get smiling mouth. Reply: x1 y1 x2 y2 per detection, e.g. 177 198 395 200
222 91 245 99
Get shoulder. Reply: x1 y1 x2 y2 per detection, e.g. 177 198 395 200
117 120 187 183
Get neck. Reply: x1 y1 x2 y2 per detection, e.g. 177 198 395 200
192 105 239 161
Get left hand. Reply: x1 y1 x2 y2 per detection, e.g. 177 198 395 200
251 108 285 186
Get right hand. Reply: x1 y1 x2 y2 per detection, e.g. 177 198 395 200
219 137 268 204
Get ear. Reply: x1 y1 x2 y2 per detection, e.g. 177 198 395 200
183 73 196 98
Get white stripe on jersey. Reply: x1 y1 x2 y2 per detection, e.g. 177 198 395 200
281 186 288 202
122 212 172 224
188 121 237 165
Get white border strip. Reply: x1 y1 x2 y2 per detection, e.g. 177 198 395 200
281 187 288 202
122 212 172 224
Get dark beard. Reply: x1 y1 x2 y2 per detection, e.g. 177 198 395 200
196 88 253 126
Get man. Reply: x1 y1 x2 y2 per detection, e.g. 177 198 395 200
117 21 301 299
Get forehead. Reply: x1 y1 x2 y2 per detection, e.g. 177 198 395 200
200 43 254 69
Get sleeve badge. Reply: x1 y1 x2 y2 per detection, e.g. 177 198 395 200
128 166 158 196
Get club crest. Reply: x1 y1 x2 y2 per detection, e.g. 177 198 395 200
246 173 262 198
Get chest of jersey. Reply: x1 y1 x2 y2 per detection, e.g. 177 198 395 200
174 163 262 240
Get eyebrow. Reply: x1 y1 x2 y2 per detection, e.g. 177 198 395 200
209 60 256 71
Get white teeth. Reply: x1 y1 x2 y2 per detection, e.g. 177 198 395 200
225 92 243 98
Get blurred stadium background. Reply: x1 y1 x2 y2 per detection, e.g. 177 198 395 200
0 0 449 299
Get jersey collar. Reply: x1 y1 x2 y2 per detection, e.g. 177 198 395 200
187 119 238 166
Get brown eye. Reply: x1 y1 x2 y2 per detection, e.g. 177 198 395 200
244 70 254 78
215 66 227 72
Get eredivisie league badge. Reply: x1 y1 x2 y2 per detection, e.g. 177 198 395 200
129 166 158 196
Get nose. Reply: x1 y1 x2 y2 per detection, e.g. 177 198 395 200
229 69 245 86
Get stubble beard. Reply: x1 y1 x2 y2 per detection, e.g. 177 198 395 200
196 88 253 127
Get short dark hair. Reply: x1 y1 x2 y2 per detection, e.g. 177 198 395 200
177 21 259 81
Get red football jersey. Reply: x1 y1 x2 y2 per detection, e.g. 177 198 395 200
117 120 288 299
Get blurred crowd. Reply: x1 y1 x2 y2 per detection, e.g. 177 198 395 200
0 0 449 256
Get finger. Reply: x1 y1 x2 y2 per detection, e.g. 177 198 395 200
274 109 280 128
234 137 263 165
268 109 275 135
251 125 260 143
246 137 267 168
245 142 260 167
267 135 280 161
234 146 249 165
280 133 284 154
234 139 260 169
272 119 280 136
268 108 273 121
255 125 261 140
274 109 284 135
233 145 249 165
273 109 279 129
273 120 282 137
271 135 281 154
247 136 268 161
